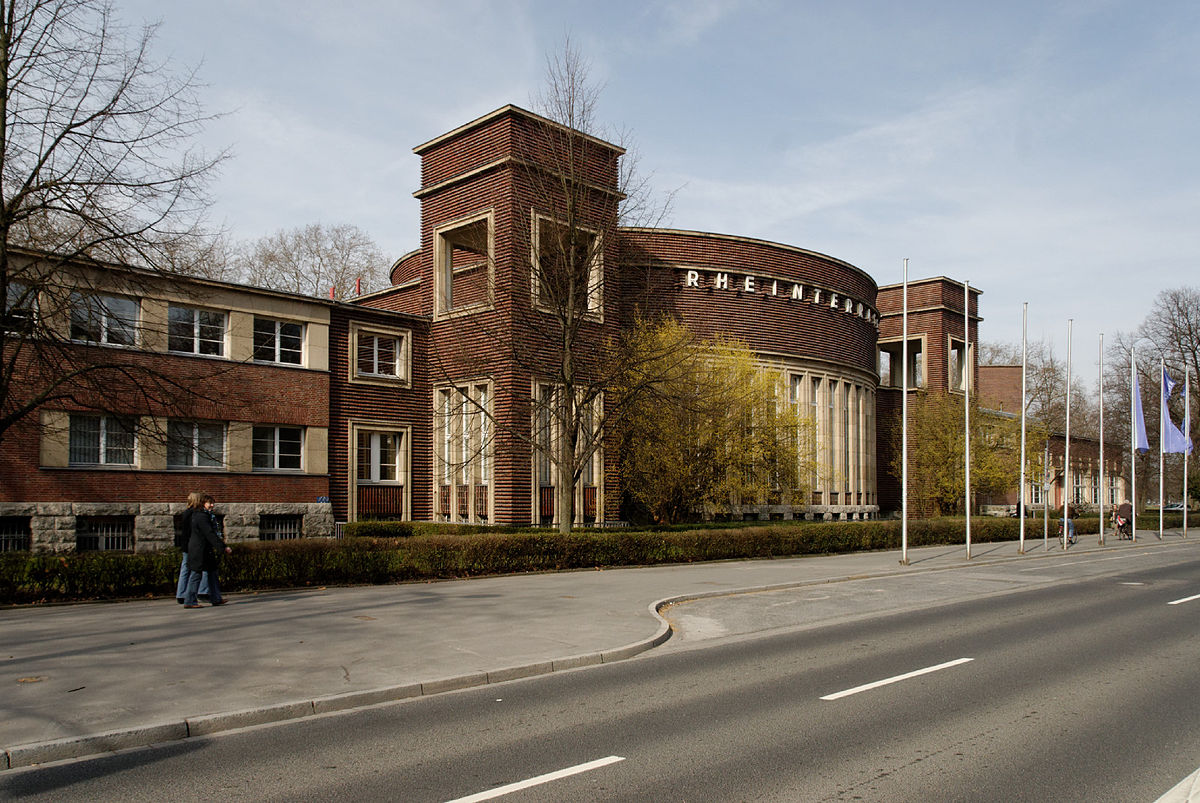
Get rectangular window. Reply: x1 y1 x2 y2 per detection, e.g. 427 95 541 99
1109 475 1119 506
536 384 554 487
843 384 851 493
252 426 303 470
3 281 36 333
876 339 924 388
810 377 821 492
536 216 602 315
253 317 303 365
1090 475 1100 505
1072 471 1084 505
827 380 836 488
949 339 971 392
357 430 403 483
259 514 303 541
167 421 225 468
168 305 225 356
76 515 134 552
1031 481 1044 506
70 292 137 346
69 415 135 465
357 332 399 377
0 516 32 552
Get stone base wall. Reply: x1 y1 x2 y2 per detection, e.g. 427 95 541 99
0 501 334 553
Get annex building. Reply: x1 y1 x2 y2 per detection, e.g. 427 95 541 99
0 105 984 552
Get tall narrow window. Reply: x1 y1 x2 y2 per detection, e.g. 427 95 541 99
842 384 851 493
950 339 967 391
828 380 837 492
536 384 554 487
810 377 821 492
535 216 602 315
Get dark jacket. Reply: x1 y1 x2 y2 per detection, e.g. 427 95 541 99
188 509 225 573
175 508 195 549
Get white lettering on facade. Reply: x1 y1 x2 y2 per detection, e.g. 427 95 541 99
680 269 876 327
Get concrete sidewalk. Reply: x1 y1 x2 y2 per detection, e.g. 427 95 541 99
2 529 1195 769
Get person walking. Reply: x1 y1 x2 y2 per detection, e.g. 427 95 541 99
183 494 231 608
175 492 210 603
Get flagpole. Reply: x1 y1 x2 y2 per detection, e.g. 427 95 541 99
1185 371 1190 538
1044 439 1050 550
1099 332 1105 546
1064 319 1072 549
1019 302 1028 554
1131 346 1138 542
964 279 971 561
1160 356 1165 540
901 258 909 566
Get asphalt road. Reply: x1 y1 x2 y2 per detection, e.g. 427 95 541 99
4 550 1199 801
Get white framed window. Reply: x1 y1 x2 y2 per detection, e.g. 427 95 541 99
70 292 137 346
69 414 135 465
253 317 303 365
1072 471 1084 505
349 322 410 386
357 430 404 483
357 332 399 376
1031 481 1044 506
1109 475 1119 506
252 426 303 471
168 304 225 356
167 421 225 468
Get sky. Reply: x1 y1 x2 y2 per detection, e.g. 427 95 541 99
115 0 1200 381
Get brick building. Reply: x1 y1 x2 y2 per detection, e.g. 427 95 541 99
0 104 985 551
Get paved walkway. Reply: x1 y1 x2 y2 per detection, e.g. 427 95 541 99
2 528 1195 769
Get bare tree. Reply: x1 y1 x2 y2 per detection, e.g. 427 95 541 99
0 0 225 447
237 222 387 300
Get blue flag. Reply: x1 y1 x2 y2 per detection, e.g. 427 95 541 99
1133 368 1149 453
1162 368 1193 454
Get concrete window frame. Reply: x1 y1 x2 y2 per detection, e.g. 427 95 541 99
433 210 495 321
530 212 604 322
348 321 412 389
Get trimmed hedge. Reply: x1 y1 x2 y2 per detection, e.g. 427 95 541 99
0 513 1187 604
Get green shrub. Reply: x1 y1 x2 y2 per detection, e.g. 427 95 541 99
0 514 1183 604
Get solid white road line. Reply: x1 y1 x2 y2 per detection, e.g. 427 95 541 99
1155 765 1200 802
444 756 625 802
820 658 974 701
1167 593 1200 606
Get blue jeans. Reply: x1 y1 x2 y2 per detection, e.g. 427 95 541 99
176 554 209 599
184 567 221 605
